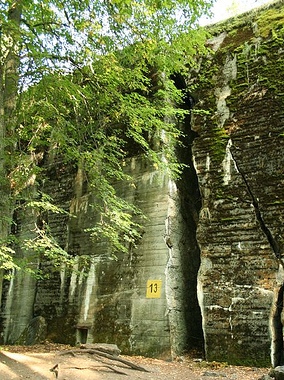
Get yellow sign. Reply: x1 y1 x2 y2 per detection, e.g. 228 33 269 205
146 280 162 298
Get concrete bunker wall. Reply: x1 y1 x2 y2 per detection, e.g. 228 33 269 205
192 0 284 366
0 1 284 367
0 153 203 359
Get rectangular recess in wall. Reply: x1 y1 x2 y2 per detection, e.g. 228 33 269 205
146 280 162 298
76 328 88 344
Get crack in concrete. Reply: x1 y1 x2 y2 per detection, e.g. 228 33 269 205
230 146 281 260
230 146 284 367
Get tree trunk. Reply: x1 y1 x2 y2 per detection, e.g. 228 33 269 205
4 1 22 126
0 0 22 296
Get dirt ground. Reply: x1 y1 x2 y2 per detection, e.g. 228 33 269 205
0 344 270 380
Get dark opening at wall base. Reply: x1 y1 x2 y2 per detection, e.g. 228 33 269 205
76 327 89 344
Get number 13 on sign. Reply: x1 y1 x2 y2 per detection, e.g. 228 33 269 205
146 280 162 298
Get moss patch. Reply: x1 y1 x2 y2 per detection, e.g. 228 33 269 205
257 7 284 38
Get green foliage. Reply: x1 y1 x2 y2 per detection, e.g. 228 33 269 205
86 196 145 254
0 245 19 272
23 226 73 267
0 0 214 271
27 192 70 215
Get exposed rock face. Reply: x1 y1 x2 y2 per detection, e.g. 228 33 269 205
0 1 283 367
192 1 284 366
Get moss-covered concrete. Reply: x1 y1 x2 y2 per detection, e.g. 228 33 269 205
193 0 284 367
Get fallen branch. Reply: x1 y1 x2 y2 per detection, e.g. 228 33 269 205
90 349 150 372
69 365 128 375
49 364 59 379
59 348 149 372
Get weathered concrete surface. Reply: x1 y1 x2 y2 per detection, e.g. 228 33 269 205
57 156 201 358
0 1 284 367
0 205 39 345
0 154 201 359
193 1 284 366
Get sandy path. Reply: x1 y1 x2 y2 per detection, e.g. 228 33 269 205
0 346 270 380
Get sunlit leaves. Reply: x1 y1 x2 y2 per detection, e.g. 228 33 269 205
86 185 145 254
1 0 214 272
0 245 19 272
27 192 69 215
23 225 74 267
